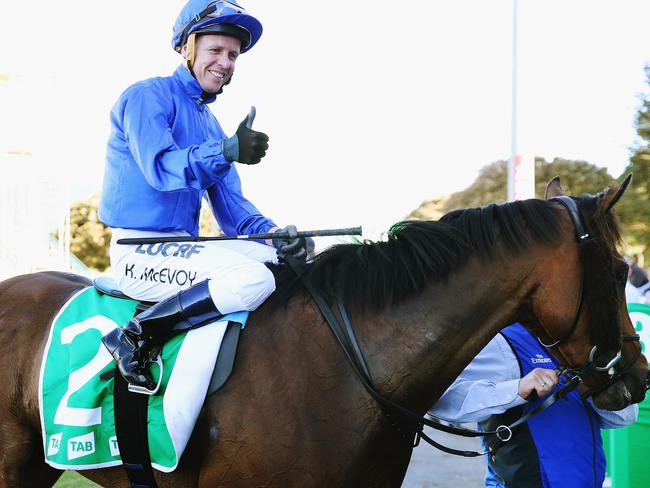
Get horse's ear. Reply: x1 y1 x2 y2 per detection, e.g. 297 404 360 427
544 176 564 199
601 174 633 213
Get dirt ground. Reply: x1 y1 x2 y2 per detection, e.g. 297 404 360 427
402 425 486 488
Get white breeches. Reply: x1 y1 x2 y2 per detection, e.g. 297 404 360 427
109 229 278 314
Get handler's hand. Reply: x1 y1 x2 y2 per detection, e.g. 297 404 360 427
223 106 269 165
518 368 559 400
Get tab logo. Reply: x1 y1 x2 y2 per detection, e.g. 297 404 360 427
68 432 96 460
47 432 62 456
109 436 120 457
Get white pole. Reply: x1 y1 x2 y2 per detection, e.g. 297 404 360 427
64 202 71 271
508 0 518 202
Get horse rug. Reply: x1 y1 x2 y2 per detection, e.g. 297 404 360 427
38 286 247 472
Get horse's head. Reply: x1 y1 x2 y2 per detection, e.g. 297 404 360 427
532 175 648 411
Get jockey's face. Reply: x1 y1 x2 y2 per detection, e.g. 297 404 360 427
184 34 241 94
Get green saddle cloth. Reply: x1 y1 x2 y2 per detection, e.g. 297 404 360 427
38 286 245 472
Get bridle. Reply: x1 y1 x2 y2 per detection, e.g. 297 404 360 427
540 196 642 400
284 196 642 457
287 256 497 456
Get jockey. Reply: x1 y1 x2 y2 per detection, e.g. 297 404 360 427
98 0 310 394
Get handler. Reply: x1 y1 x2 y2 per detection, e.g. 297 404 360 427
98 0 309 394
429 323 638 488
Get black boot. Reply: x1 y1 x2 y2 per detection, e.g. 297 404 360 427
101 280 223 394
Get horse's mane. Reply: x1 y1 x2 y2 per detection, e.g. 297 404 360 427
266 187 625 360
574 191 624 351
269 198 567 312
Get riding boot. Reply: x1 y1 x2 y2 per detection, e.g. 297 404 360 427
101 280 223 393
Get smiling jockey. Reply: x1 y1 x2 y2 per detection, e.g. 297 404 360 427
98 0 310 394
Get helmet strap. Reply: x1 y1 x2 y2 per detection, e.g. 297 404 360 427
183 33 197 70
181 31 233 97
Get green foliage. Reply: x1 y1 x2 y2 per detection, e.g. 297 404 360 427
443 160 509 210
58 197 222 272
617 65 650 263
409 148 649 262
408 196 448 221
199 201 223 237
54 471 100 487
533 158 614 197
439 157 615 213
55 194 112 272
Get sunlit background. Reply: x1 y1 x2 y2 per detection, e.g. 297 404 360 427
1 0 649 279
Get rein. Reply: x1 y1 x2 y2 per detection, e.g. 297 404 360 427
284 196 640 457
537 196 590 348
285 256 490 456
285 257 589 458
543 197 641 400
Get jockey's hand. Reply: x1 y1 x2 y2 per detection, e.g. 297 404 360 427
222 106 269 165
272 225 314 263
518 367 559 401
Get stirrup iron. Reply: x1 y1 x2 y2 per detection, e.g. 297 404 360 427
127 356 164 396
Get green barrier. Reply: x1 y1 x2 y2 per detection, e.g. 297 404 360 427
607 303 650 488
602 429 611 477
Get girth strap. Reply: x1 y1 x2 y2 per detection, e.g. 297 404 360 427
113 369 158 488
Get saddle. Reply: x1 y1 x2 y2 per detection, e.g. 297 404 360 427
92 276 243 487
93 276 241 396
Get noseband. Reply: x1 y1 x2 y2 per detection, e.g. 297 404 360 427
541 196 641 397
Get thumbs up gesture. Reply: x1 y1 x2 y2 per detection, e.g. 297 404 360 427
223 106 270 165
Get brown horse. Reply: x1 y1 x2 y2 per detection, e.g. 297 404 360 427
0 176 647 488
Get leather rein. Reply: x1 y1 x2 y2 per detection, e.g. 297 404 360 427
544 197 641 402
285 196 640 457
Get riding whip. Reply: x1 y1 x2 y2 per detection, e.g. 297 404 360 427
116 226 362 245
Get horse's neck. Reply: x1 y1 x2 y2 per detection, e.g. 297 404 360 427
232 256 536 484
352 255 536 414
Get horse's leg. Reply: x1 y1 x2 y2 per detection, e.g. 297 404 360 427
0 339 63 487
0 272 90 487
0 415 62 487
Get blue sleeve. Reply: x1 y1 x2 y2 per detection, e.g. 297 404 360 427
428 335 527 423
120 86 231 191
206 166 276 237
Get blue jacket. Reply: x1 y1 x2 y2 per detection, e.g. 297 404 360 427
98 65 275 236
481 324 606 488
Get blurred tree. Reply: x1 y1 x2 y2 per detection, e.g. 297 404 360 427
409 157 615 220
408 196 448 221
58 194 112 271
533 158 614 198
442 159 510 210
617 64 650 264
57 196 223 272
199 201 223 237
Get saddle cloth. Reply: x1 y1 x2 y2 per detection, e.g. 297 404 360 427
38 286 247 472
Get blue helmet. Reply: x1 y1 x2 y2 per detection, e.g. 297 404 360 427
172 0 263 53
